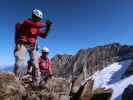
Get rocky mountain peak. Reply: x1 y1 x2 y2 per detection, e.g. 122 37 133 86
52 43 133 78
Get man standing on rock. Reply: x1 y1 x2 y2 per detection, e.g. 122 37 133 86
14 9 52 84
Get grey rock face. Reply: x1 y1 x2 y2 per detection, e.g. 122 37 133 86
122 62 133 79
52 54 72 78
52 43 133 78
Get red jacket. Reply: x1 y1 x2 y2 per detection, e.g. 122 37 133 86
15 18 48 46
39 56 52 74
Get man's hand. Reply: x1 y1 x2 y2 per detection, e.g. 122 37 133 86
46 19 52 26
45 20 52 34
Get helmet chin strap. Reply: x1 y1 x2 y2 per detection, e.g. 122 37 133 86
32 15 41 22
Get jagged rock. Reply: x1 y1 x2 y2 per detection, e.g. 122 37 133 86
52 54 72 78
69 79 94 100
69 80 112 100
90 88 113 100
118 45 133 60
0 72 71 100
25 78 71 100
52 43 133 78
122 84 133 100
0 72 113 100
80 80 94 100
0 72 26 100
122 62 133 79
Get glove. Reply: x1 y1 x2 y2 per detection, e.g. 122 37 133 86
45 25 51 34
46 19 52 26
44 19 52 34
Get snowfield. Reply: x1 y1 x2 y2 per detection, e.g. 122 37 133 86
91 59 133 100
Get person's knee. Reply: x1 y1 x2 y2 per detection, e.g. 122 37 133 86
31 50 39 60
30 58 38 66
30 56 39 69
15 54 25 66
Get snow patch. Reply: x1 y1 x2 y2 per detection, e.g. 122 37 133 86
91 59 133 100
108 75 133 100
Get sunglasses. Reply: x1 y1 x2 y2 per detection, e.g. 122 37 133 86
42 52 49 54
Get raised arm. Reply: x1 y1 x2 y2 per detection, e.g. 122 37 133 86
38 20 52 38
24 19 47 28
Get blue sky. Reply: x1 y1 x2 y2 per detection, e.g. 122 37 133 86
0 0 133 65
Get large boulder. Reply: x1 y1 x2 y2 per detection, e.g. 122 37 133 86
90 88 113 100
80 80 94 100
69 78 94 100
122 84 133 100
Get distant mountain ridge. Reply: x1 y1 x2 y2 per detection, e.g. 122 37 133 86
52 43 133 78
0 65 13 72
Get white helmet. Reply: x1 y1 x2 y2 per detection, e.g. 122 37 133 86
42 47 49 53
32 9 43 19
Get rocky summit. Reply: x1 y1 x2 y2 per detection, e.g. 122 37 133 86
0 43 133 100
